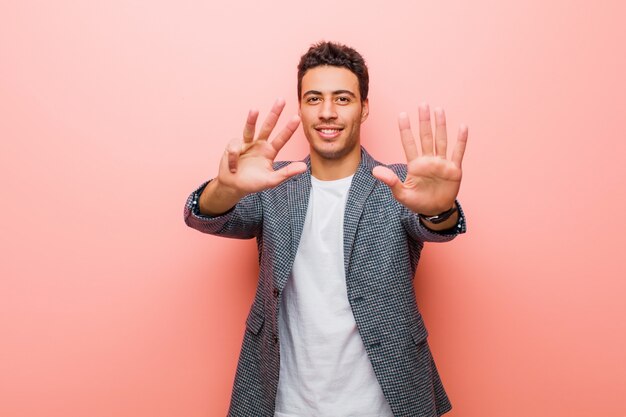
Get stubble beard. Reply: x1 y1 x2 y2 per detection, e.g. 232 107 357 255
307 128 361 161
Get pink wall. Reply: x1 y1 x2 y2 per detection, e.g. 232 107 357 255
1 0 625 416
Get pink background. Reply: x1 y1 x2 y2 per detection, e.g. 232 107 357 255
2 0 625 416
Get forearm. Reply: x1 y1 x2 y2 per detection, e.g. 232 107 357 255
198 178 246 216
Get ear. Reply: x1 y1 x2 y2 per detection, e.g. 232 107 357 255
360 98 369 123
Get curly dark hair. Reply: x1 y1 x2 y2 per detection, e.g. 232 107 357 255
297 41 369 103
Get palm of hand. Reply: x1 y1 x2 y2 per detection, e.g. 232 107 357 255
217 99 307 196
372 105 468 215
401 156 463 215
219 141 282 194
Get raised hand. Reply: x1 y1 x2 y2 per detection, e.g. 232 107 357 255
372 104 468 216
217 98 307 195
198 99 307 215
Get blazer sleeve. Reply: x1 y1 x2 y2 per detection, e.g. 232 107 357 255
388 164 468 243
183 181 263 239
400 200 467 243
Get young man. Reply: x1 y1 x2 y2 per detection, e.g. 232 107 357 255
184 41 468 417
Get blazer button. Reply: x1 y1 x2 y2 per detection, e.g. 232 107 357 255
273 288 279 297
273 334 279 344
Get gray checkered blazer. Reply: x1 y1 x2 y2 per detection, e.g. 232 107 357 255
184 148 466 417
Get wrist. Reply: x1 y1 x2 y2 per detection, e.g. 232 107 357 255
198 178 246 216
418 203 457 224
210 178 246 200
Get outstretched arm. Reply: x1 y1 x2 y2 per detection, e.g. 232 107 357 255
372 104 468 231
198 99 307 216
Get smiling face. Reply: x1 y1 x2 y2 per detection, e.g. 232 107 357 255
299 65 369 169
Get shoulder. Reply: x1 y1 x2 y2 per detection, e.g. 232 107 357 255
372 161 408 182
272 154 309 171
272 160 291 170
361 147 407 180
263 158 310 194
386 163 408 180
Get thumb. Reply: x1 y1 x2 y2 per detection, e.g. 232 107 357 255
372 166 403 194
268 162 307 187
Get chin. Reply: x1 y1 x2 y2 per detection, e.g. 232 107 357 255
312 142 359 160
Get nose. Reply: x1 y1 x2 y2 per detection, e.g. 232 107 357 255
318 99 337 120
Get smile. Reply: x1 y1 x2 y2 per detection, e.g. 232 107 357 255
315 127 343 139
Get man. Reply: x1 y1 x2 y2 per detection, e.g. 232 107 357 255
184 41 468 417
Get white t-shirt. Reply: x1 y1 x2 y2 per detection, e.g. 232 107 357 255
274 175 393 417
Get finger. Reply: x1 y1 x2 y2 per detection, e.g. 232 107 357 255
451 124 468 168
372 166 404 196
271 115 301 153
434 107 448 158
257 98 286 141
268 161 307 187
226 138 242 173
398 112 419 161
418 103 435 156
243 109 259 143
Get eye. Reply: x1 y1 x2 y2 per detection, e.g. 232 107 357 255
335 96 351 104
306 96 321 104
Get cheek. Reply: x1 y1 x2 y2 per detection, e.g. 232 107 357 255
300 109 316 125
348 111 363 127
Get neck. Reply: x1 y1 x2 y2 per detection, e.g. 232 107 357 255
309 147 361 180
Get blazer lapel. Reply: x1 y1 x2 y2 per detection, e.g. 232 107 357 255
343 148 379 275
286 157 312 280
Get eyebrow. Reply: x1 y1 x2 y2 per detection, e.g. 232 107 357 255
303 89 357 98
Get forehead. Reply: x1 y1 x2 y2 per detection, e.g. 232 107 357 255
301 66 360 97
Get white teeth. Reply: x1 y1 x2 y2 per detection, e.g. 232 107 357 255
320 129 338 134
